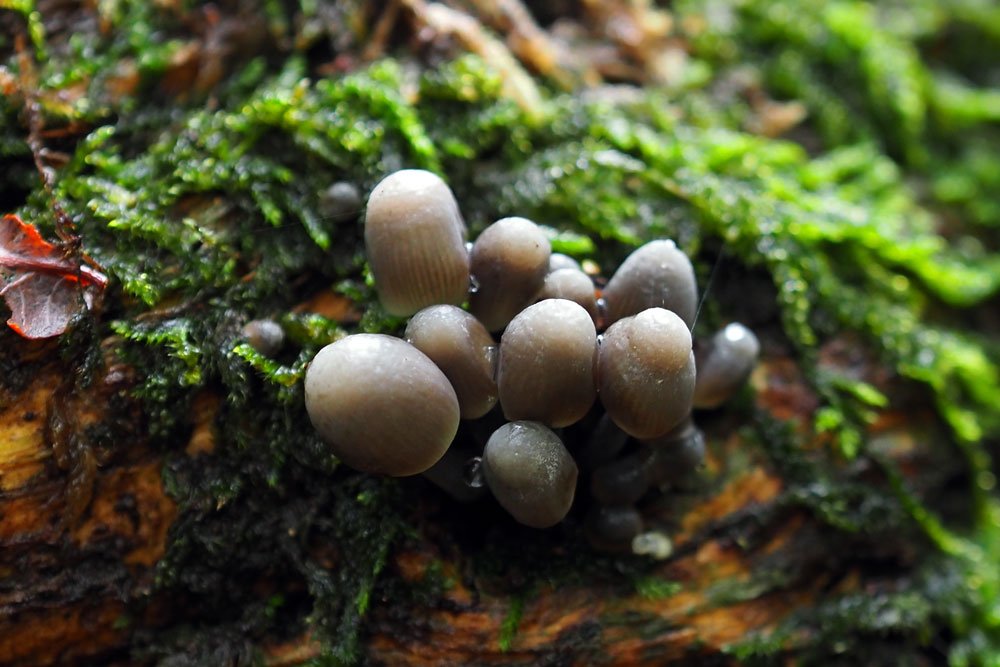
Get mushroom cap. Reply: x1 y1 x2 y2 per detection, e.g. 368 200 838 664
497 298 598 427
405 305 498 419
304 333 460 476
641 416 706 487
364 169 470 317
469 216 551 332
602 239 698 329
693 322 760 408
534 268 599 323
241 319 285 357
598 307 696 439
320 181 362 223
590 447 656 505
548 253 583 274
584 504 644 552
482 421 578 528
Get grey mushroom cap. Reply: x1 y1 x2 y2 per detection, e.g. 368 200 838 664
304 334 460 476
405 305 498 419
548 253 583 274
534 268 599 323
319 181 362 223
482 421 578 528
598 307 696 439
364 169 470 317
497 298 598 428
469 216 551 332
602 239 698 329
693 322 760 408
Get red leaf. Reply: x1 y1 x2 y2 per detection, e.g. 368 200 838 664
0 214 107 338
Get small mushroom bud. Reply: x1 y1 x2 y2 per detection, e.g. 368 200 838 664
632 531 673 559
498 299 598 427
241 319 285 356
405 305 498 419
584 504 643 552
535 268 599 323
602 240 698 329
320 181 362 223
364 169 469 316
304 334 459 476
482 421 578 528
598 308 696 439
693 322 760 408
548 253 583 274
469 217 551 332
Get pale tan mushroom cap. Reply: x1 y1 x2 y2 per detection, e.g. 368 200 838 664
365 169 470 317
598 307 696 439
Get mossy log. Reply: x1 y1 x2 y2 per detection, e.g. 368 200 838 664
0 330 956 664
2 1 1000 665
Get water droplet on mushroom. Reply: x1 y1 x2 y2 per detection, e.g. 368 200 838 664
463 456 485 488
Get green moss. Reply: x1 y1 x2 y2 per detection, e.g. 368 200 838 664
3 0 1000 663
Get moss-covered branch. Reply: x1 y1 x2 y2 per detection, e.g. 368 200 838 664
1 0 999 664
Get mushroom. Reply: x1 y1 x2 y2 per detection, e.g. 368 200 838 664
584 504 644 552
575 412 631 470
364 169 470 316
589 446 656 505
548 252 583 274
602 240 698 329
319 180 362 223
693 322 760 408
534 268 599 323
497 298 598 427
598 307 696 439
405 305 498 419
241 319 285 356
469 216 551 332
304 334 459 476
482 421 578 528
642 416 706 489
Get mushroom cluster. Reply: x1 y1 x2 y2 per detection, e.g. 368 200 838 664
302 169 760 554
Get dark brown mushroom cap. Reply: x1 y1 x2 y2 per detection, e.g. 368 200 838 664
641 416 706 487
304 334 459 476
584 504 644 552
405 305 498 419
598 307 696 439
497 298 598 428
602 240 698 329
241 319 285 357
364 169 470 317
693 322 760 408
482 421 578 528
590 447 656 505
469 216 551 332
534 268 599 323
